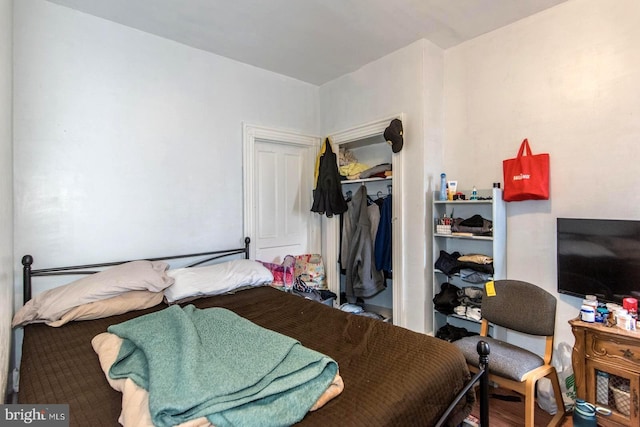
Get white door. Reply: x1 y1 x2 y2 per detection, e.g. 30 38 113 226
243 124 320 262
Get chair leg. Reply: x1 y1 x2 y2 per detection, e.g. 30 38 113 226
525 379 536 427
547 369 567 427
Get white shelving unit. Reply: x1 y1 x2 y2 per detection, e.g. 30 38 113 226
432 187 506 335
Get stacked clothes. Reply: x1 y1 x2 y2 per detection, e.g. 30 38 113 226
451 214 492 236
453 286 483 320
433 283 484 320
434 250 491 320
338 147 392 180
434 250 494 279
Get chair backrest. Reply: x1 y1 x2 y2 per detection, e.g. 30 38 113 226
482 280 556 336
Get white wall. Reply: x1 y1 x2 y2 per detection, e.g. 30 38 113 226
11 0 320 371
444 0 640 349
0 0 13 400
320 39 444 333
13 0 319 303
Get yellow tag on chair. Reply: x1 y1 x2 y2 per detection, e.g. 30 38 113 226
485 281 496 297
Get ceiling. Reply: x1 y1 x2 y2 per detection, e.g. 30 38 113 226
46 0 568 85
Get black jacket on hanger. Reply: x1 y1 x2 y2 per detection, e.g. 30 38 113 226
311 138 348 217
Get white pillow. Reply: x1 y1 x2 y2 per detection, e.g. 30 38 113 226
163 259 273 303
13 260 173 327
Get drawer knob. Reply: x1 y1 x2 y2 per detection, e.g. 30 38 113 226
621 348 638 361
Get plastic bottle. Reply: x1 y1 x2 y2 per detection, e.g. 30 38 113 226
581 305 595 322
623 298 638 329
573 400 598 427
440 173 447 201
471 186 478 200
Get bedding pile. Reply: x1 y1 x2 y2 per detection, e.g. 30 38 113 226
94 304 342 427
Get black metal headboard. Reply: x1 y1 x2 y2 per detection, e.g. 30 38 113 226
21 237 251 305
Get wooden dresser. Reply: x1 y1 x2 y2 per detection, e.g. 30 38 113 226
570 318 640 426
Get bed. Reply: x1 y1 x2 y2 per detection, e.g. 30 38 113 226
15 238 489 426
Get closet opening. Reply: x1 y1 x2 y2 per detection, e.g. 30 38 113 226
323 114 404 326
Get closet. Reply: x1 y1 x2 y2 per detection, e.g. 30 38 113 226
338 136 393 320
324 115 404 326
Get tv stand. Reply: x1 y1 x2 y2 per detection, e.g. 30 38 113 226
570 318 640 426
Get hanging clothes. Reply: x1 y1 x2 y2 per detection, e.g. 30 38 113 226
374 195 392 274
311 138 348 218
341 191 380 270
344 186 386 298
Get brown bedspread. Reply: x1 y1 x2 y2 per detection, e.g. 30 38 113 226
19 286 473 426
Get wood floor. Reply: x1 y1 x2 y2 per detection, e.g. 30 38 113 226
469 387 574 426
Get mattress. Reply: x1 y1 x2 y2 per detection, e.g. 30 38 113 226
19 286 473 426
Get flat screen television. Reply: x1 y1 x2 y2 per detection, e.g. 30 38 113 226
557 218 640 304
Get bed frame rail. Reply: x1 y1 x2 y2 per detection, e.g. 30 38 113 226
22 237 251 305
435 340 490 427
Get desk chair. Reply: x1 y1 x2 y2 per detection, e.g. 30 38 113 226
454 280 566 427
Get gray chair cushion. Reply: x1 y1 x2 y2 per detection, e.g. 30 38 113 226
455 335 544 382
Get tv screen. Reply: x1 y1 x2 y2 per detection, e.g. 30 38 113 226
557 218 640 304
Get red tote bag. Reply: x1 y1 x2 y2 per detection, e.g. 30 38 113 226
502 138 550 202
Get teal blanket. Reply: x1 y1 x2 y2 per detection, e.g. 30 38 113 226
108 305 338 427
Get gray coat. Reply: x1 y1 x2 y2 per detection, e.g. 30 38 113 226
344 186 386 298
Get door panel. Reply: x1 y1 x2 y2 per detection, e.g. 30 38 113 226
253 139 312 262
256 149 277 238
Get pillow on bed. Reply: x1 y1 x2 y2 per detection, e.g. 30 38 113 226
12 260 173 327
46 290 164 327
163 259 273 303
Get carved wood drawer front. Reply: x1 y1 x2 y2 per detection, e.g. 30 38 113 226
587 332 640 370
